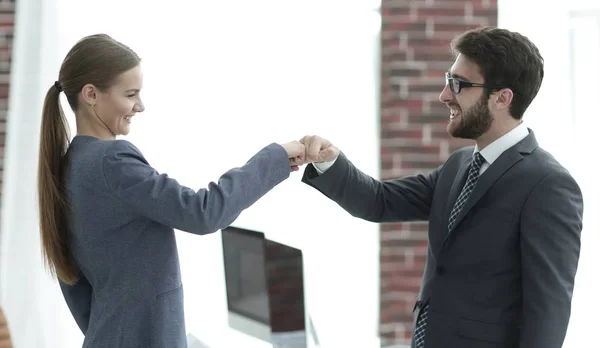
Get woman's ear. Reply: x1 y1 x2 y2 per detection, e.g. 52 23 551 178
81 84 98 107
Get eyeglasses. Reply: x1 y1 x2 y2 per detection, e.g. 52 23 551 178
445 72 487 94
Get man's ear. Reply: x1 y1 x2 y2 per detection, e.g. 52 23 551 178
81 84 98 106
492 88 514 111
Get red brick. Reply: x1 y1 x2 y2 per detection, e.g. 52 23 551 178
406 79 445 94
411 45 453 62
433 22 482 35
413 0 473 9
380 222 410 232
449 138 474 153
381 46 410 62
407 33 453 47
380 305 414 324
0 15 13 27
382 98 424 110
385 65 425 78
382 16 428 32
381 7 411 17
383 0 427 9
416 7 466 17
381 127 423 140
380 274 423 294
381 113 404 126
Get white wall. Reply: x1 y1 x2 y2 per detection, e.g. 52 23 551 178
1 1 382 347
498 1 599 347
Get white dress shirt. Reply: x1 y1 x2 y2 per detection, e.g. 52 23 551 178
475 122 529 174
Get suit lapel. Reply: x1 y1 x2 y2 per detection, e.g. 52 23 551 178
445 156 471 224
445 129 538 236
448 150 522 233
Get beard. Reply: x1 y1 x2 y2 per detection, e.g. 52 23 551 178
446 94 493 140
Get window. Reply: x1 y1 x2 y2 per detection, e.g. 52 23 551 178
563 8 600 348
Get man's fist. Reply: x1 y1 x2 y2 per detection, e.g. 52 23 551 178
299 135 340 163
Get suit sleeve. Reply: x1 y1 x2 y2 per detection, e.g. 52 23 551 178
302 152 440 222
59 273 92 334
102 140 290 234
519 170 584 348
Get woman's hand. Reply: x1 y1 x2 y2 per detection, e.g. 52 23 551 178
280 141 306 172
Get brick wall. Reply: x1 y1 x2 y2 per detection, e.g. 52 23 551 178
0 1 14 343
379 0 497 346
0 0 14 227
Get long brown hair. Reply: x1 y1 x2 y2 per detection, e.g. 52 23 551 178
38 34 140 285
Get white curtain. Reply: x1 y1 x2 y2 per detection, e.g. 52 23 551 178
0 0 83 346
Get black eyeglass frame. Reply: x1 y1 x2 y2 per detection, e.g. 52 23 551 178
445 72 492 94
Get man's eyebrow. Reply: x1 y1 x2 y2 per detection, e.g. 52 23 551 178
449 72 470 81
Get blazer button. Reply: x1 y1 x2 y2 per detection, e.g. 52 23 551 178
436 267 446 276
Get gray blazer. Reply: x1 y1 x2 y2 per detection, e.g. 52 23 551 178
60 136 290 348
302 130 583 348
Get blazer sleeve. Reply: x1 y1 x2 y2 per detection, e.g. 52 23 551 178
519 170 584 348
302 152 440 222
59 273 92 334
101 140 290 234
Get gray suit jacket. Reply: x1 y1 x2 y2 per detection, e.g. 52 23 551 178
302 130 583 348
60 136 290 348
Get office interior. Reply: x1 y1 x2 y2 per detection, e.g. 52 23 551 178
0 0 598 347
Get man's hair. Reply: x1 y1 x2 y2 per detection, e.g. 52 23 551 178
450 27 544 119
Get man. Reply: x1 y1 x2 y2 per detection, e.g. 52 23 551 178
299 27 584 348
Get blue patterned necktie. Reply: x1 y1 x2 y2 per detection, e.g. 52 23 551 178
413 303 429 347
413 152 485 348
448 152 485 231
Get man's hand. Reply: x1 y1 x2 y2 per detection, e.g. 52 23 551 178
299 135 340 163
280 141 305 172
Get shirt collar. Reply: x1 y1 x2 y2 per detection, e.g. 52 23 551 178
474 122 529 165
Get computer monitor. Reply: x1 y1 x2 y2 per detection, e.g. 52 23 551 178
221 226 308 347
221 226 271 342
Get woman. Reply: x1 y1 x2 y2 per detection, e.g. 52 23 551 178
37 34 305 348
